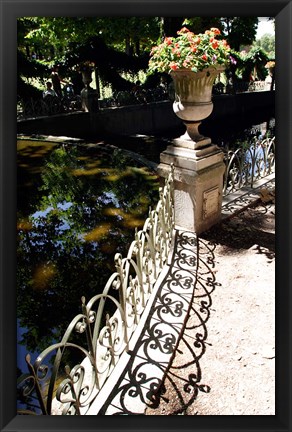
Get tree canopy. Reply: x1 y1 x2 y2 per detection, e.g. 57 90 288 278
17 16 264 98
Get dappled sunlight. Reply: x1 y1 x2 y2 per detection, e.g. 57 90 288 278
72 167 105 176
103 206 149 229
32 262 57 290
17 219 33 231
17 141 58 156
83 223 112 242
104 173 121 182
121 216 145 229
103 207 125 218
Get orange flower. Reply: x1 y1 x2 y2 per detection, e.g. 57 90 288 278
177 27 190 34
211 27 221 35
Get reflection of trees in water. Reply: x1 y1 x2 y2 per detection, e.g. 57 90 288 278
17 143 159 354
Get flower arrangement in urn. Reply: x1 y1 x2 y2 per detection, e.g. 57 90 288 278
149 28 233 144
149 27 231 74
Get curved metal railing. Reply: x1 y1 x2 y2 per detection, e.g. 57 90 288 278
17 166 175 415
223 136 275 196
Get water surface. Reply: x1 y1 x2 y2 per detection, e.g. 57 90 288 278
17 139 160 367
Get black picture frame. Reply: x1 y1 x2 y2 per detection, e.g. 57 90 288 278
1 0 291 431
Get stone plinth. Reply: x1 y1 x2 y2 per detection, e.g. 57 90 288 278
158 142 225 234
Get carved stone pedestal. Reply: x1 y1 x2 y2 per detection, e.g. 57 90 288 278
158 141 225 235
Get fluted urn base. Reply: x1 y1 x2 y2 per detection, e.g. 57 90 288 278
171 67 224 149
174 121 212 149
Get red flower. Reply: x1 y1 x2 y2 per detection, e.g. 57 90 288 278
170 62 178 70
212 41 219 49
202 54 208 61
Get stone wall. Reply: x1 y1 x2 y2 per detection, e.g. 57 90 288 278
17 91 275 139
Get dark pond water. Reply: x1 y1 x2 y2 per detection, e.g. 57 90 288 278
17 139 160 379
103 114 275 164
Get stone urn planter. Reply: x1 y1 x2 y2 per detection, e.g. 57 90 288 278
149 27 230 234
171 66 225 147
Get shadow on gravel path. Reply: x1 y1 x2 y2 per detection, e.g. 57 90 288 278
146 197 275 415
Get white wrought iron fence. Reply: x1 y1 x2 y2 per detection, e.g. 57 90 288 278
17 166 175 416
223 136 275 196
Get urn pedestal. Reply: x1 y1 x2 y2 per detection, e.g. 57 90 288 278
158 67 225 234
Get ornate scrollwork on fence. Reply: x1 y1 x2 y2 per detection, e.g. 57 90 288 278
17 166 175 415
223 136 275 196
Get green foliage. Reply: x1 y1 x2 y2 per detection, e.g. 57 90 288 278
17 17 262 97
183 17 222 34
63 36 149 90
17 17 161 94
220 17 258 51
183 17 258 52
240 46 269 81
17 44 49 98
254 33 275 59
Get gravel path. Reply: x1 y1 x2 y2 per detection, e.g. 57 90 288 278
145 195 275 415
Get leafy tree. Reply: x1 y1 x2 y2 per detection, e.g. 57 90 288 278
18 17 162 95
254 33 275 59
240 46 269 81
63 36 149 91
20 17 161 60
220 17 258 51
17 19 49 98
182 17 223 34
17 16 261 97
